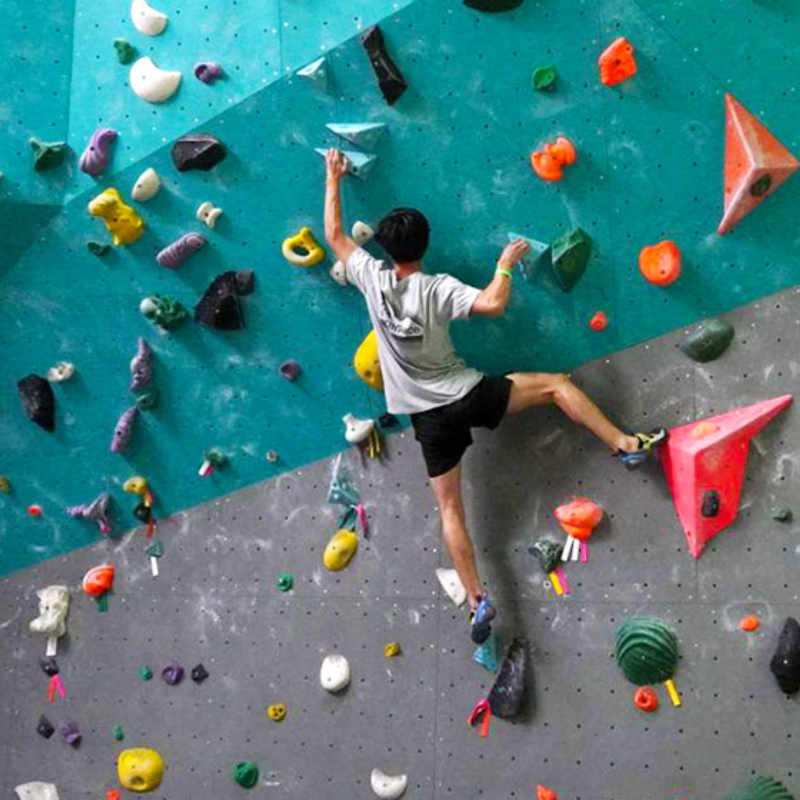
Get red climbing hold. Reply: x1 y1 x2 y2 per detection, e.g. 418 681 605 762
589 311 608 331
598 37 637 87
28 504 43 517
537 786 558 800
661 395 793 558
639 241 681 286
531 136 577 182
554 498 603 541
740 614 761 633
718 93 799 235
106 791 121 800
633 686 659 713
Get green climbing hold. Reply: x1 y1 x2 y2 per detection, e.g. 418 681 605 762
114 38 137 65
232 762 260 789
145 540 164 559
30 138 69 172
112 725 125 741
532 64 557 92
139 665 154 681
615 616 679 686
136 391 159 411
276 573 294 592
204 448 228 469
749 174 773 198
773 505 793 523
680 318 735 363
528 538 563 574
724 775 795 800
550 227 592 292
87 242 110 257
95 594 109 613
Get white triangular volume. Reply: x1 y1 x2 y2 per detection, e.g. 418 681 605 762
326 122 386 150
436 567 467 607
297 57 328 90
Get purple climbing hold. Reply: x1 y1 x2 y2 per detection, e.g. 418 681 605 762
279 359 302 381
130 337 153 391
78 127 118 177
66 492 113 534
60 720 82 747
161 661 184 685
110 406 138 453
18 375 55 432
361 25 408 106
194 62 223 83
156 232 207 269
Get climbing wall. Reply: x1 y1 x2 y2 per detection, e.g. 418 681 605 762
2 285 800 799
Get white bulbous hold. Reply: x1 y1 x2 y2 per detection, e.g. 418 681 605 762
343 413 375 445
130 57 181 103
47 362 75 382
352 221 374 245
320 653 350 693
15 783 60 800
436 568 467 607
196 201 223 229
132 168 161 202
131 0 168 36
330 261 347 286
139 297 157 316
370 770 408 800
29 585 70 639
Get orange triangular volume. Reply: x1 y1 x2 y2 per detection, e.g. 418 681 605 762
661 395 793 558
718 94 799 234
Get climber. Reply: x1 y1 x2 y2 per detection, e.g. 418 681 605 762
323 149 665 643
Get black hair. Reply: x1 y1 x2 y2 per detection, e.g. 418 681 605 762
375 208 430 263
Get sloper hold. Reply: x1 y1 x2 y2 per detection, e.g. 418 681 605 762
464 0 524 10
171 133 226 172
718 94 800 235
195 270 254 330
487 637 527 717
661 394 793 558
507 232 550 281
18 375 55 431
680 318 735 362
361 26 408 106
326 122 386 150
770 617 800 695
297 57 328 90
550 227 592 292
314 148 377 180
723 774 795 800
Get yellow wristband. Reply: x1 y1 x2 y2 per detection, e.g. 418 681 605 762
496 268 513 279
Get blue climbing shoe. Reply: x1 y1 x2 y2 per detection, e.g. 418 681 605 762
470 595 497 644
616 428 667 470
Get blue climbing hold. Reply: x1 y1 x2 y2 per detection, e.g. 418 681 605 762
507 232 551 281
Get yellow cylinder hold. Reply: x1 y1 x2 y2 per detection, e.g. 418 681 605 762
354 330 383 391
282 226 325 267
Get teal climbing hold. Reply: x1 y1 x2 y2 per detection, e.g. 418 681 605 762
723 775 795 800
113 38 137 65
326 123 387 150
680 318 735 363
473 632 502 672
297 57 328 90
112 724 124 741
145 540 164 559
87 242 110 257
531 64 557 92
30 138 69 172
139 664 154 681
550 227 592 292
276 573 294 592
314 148 377 180
507 232 551 281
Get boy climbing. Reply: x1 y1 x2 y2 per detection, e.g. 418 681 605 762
323 149 665 643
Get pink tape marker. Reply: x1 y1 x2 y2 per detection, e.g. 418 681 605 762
555 565 570 595
580 541 588 563
355 504 369 539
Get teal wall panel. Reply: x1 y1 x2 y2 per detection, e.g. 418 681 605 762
3 0 800 575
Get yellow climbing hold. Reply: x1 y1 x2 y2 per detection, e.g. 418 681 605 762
117 747 164 793
384 642 401 658
87 188 144 246
266 703 287 722
323 528 359 571
282 226 324 267
354 330 383 391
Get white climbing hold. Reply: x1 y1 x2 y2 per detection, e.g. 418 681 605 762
15 783 60 800
330 260 347 286
327 122 387 150
314 148 378 180
297 57 328 90
47 362 75 383
352 221 374 245
132 168 161 202
130 57 181 103
130 0 168 36
196 201 223 229
320 654 350 693
343 413 375 445
436 568 467 607
370 770 407 800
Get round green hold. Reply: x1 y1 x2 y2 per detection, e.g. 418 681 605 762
532 64 557 92
112 724 124 741
139 664 153 682
680 318 735 363
276 573 294 592
232 762 259 789
114 38 137 65
615 616 679 686
724 774 794 800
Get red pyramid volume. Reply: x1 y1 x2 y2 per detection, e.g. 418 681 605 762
661 395 793 558
718 94 799 234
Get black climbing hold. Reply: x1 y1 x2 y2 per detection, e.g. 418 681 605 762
680 318 735 363
487 637 527 718
378 413 399 429
749 174 772 198
18 375 56 432
40 657 59 676
195 271 254 330
550 227 592 292
37 714 55 739
191 663 210 683
770 617 800 695
133 502 152 523
171 133 226 172
701 490 720 518
528 538 563 575
361 25 408 106
464 0 524 11
773 504 793 523
87 241 110 257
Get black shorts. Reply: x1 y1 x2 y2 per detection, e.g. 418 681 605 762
410 375 513 478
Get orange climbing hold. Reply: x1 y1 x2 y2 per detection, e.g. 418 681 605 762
82 564 115 597
599 37 637 87
106 791 121 800
638 240 682 286
531 136 577 182
634 686 659 713
554 498 603 541
740 615 761 633
589 311 608 331
537 786 558 800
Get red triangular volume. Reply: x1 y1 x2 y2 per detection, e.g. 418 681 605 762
718 94 799 234
661 395 793 558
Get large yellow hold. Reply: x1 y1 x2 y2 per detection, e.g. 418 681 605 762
354 330 383 391
87 188 144 246
118 747 164 792
323 529 358 571
282 226 325 267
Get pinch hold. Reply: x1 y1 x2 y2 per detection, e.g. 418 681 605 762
156 232 207 269
79 128 118 177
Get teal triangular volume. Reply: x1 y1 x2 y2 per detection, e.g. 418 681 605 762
297 57 328 90
507 232 551 281
314 148 378 180
326 122 387 150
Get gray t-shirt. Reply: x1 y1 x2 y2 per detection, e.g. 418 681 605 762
346 247 483 415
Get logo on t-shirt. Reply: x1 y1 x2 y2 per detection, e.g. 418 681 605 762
379 292 423 339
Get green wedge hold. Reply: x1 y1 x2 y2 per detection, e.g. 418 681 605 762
550 227 592 292
680 319 734 363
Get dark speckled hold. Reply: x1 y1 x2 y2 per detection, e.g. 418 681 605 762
41 657 59 676
360 25 408 106
191 663 209 683
37 714 55 739
18 375 55 432
162 661 184 685
171 133 226 172
528 538 563 574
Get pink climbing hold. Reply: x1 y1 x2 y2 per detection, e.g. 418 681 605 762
156 232 207 269
661 394 793 558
